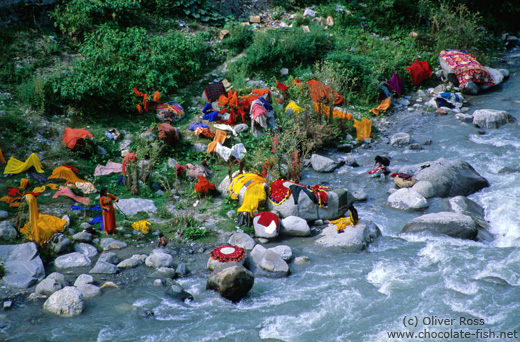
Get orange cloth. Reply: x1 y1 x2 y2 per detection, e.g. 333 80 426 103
143 94 149 112
194 175 215 194
306 80 343 105
53 185 91 205
369 97 392 115
251 88 271 98
62 128 93 150
353 117 372 140
48 166 85 184
122 152 138 176
20 194 66 245
314 102 352 120
206 129 228 154
20 178 31 190
153 91 161 103
100 193 119 234
218 89 239 108
0 148 6 164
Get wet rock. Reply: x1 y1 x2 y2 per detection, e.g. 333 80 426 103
218 175 231 196
145 249 174 268
151 267 176 279
411 181 436 199
76 284 101 300
472 109 515 129
44 286 84 316
98 252 119 264
117 256 143 269
50 234 71 254
72 232 93 243
455 113 474 123
448 196 489 231
310 154 339 172
294 256 311 264
228 232 256 250
154 279 164 287
390 132 410 146
387 188 428 211
337 144 353 152
246 245 289 278
74 243 98 258
89 261 118 274
343 155 359 167
74 274 94 287
351 189 368 201
101 238 128 251
165 281 193 302
0 243 44 288
0 221 17 240
207 262 254 302
400 212 478 240
462 81 479 95
315 218 382 251
35 278 63 296
0 211 8 219
253 213 280 239
268 245 293 262
485 67 505 85
55 252 91 269
280 216 310 237
176 263 189 277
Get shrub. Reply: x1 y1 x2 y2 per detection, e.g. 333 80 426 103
183 226 209 241
222 24 255 53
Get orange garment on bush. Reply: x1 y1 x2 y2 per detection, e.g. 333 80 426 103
251 88 271 98
122 152 138 176
369 97 392 115
62 128 93 150
306 80 343 105
314 102 352 120
19 178 31 190
20 194 67 245
153 91 161 103
206 130 228 154
353 117 372 140
218 89 239 108
0 148 6 164
49 166 85 184
194 175 215 194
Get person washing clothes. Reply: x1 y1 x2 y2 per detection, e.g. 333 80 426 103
369 155 391 177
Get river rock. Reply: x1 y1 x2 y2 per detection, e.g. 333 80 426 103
0 210 8 219
253 212 280 239
234 123 249 133
218 175 231 196
448 195 489 231
207 255 245 271
72 231 93 243
462 81 479 95
117 198 157 216
315 218 382 251
310 154 339 172
76 284 101 300
74 243 98 258
390 132 410 146
246 244 289 278
55 252 91 269
101 238 128 251
146 249 174 268
387 188 429 211
294 256 311 264
74 274 94 286
151 267 176 279
400 212 478 240
98 252 119 264
206 262 254 302
43 286 84 316
0 221 17 240
228 232 256 250
472 109 515 129
50 234 71 254
117 256 143 269
165 281 193 302
411 181 436 199
268 245 293 261
0 243 44 288
280 216 310 237
79 222 92 230
398 158 489 198
89 261 118 274
35 278 63 296
47 272 67 287
485 67 505 85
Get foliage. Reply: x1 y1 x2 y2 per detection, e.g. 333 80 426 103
153 0 223 22
221 24 255 53
183 226 208 240
0 263 4 278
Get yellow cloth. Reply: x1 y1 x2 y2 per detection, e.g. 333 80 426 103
285 101 304 115
229 173 267 200
20 194 66 245
3 153 44 174
330 213 357 231
45 183 60 191
132 220 151 234
237 182 267 215
48 166 85 184
314 102 353 120
353 117 372 140
369 97 392 115
32 186 46 193
20 178 31 190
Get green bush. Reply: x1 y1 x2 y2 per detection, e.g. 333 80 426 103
183 226 209 240
222 24 254 53
17 76 45 112
50 25 211 113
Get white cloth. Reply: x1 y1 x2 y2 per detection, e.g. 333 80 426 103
215 143 247 161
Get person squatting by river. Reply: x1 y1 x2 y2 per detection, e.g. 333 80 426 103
100 187 119 236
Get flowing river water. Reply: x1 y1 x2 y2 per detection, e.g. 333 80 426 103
4 49 520 341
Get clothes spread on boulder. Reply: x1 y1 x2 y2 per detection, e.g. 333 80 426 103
268 180 329 208
3 153 44 174
156 102 184 123
62 128 93 150
406 60 433 86
439 50 494 88
330 216 355 232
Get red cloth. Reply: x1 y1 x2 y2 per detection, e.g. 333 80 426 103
405 61 432 86
271 137 278 153
306 80 343 105
276 81 288 92
7 188 22 197
62 165 79 174
122 153 138 176
194 175 215 193
254 211 280 228
175 164 186 176
62 128 93 150
100 193 118 234
156 123 179 146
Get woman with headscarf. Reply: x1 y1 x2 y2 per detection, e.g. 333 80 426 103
100 187 119 236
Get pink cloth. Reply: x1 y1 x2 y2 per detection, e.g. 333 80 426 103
94 161 123 176
251 103 267 120
52 186 91 205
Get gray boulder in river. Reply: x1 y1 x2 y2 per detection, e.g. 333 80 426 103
43 286 84 316
0 242 45 288
315 218 382 251
206 262 254 302
400 212 478 240
246 244 289 278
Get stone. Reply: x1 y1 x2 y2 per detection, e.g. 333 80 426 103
390 132 410 146
485 67 504 85
337 144 353 153
351 189 368 201
280 216 310 237
167 158 178 169
246 245 289 278
303 8 316 17
207 263 254 302
268 245 292 261
117 256 142 269
74 243 98 258
191 143 207 153
228 232 256 250
43 286 84 317
151 267 176 279
0 221 17 240
74 274 94 287
165 282 193 302
387 188 429 211
0 211 8 219
472 109 515 129
61 214 70 229
411 181 436 199
455 113 474 123
219 29 229 40
176 263 189 277
448 196 489 230
89 261 118 274
234 123 249 133
294 256 310 264
280 68 289 76
401 212 478 240
462 81 479 95
72 232 93 243
101 238 128 251
55 252 91 269
253 213 280 239
154 279 164 287
315 219 382 252
0 243 44 288
76 284 101 300
116 198 157 216
47 272 67 287
35 278 63 296
98 252 119 264
145 249 174 268
218 176 231 196
3 301 12 310
310 154 338 172
50 234 71 254
207 256 245 271
344 155 359 167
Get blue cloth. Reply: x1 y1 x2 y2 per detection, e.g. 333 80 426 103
440 92 460 102
257 97 273 111
188 122 210 131
203 111 219 122
71 204 102 211
89 216 103 230
202 103 212 114
379 85 395 105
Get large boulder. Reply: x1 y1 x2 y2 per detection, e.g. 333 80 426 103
74 243 98 258
315 219 382 252
400 212 478 240
74 274 94 287
165 282 193 302
390 132 410 147
310 154 339 172
116 198 157 216
145 249 174 268
267 245 293 262
411 181 436 199
268 188 355 221
0 221 17 240
76 284 101 300
117 256 143 269
280 216 310 237
89 261 118 274
50 234 71 254
207 255 245 272
448 196 492 242
43 286 84 316
55 252 92 269
398 158 489 198
386 188 428 211
0 243 45 288
472 109 515 129
246 245 289 278
253 212 280 239
98 252 119 264
228 232 256 251
35 278 63 296
206 262 254 302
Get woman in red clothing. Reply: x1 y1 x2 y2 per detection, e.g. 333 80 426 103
100 187 119 236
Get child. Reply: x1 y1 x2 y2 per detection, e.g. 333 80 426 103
157 232 167 248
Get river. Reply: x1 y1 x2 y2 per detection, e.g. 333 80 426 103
4 49 520 341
